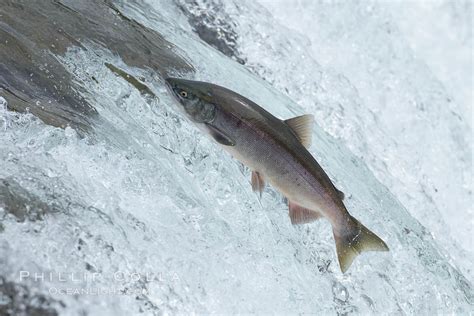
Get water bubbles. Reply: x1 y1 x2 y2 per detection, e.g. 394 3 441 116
45 168 60 178
0 96 7 108
332 281 349 302
64 126 76 138
27 138 37 148
0 96 12 131
0 0 471 314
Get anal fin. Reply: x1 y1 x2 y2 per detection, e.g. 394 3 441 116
251 171 265 196
289 201 323 225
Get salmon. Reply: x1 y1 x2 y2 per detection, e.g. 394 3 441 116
165 77 389 273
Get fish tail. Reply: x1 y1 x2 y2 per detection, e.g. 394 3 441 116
333 215 389 273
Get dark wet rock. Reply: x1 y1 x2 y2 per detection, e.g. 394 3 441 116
0 25 97 134
175 0 246 64
0 178 52 222
0 0 194 133
0 277 63 316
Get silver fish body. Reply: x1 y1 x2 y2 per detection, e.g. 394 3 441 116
166 78 388 273
208 90 342 221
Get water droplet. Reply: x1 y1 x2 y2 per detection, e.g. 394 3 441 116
64 126 75 137
0 96 7 107
332 281 349 302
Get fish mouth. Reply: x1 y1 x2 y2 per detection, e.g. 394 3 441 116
164 77 179 99
164 77 174 90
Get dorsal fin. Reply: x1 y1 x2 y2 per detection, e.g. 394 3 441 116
335 187 345 200
284 114 314 148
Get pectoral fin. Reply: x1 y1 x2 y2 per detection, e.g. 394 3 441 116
251 171 265 196
205 124 235 146
284 114 314 148
288 201 323 225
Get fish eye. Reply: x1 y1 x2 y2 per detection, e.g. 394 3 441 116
179 90 188 98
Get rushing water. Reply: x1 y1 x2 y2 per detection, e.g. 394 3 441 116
0 0 472 315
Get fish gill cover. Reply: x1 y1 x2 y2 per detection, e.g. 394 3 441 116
0 0 472 315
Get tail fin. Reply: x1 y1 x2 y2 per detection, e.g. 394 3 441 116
333 216 389 273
